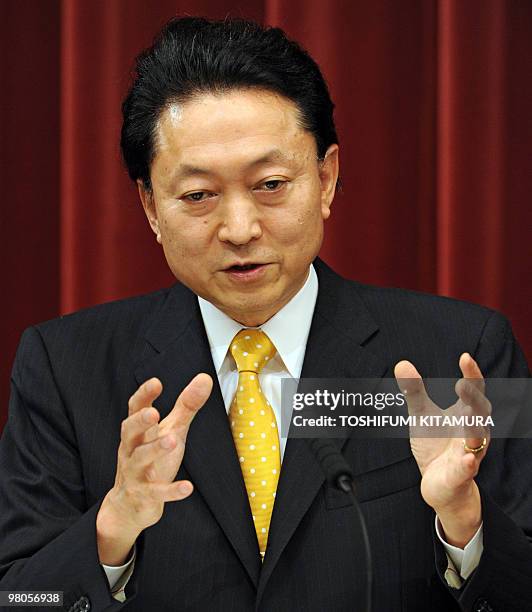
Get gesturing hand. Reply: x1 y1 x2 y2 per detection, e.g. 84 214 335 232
96 374 213 565
394 353 491 547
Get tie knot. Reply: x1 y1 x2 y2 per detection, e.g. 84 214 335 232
230 329 276 373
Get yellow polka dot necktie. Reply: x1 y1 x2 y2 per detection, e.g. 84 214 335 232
229 329 280 557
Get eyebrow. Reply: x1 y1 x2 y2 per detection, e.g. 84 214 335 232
174 148 297 179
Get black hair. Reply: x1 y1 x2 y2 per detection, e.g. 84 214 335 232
121 16 338 190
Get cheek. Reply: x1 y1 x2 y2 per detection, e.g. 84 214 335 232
271 200 324 248
286 177 324 236
160 214 214 259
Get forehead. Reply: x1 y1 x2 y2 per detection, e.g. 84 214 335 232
153 89 317 173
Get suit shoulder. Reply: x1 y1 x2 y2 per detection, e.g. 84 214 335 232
345 280 528 377
32 286 174 342
350 281 508 336
353 281 496 314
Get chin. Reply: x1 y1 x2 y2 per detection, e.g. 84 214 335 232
224 300 273 325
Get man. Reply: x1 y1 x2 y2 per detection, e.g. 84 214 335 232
0 16 531 612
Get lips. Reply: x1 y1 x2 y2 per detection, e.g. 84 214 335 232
227 263 263 272
225 261 265 272
222 262 269 281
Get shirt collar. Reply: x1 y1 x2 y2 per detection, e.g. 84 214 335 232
198 264 318 378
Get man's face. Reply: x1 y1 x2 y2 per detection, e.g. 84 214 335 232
139 88 339 326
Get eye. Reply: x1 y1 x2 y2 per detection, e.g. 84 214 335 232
182 191 212 202
258 179 286 191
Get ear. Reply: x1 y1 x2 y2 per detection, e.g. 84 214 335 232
318 144 339 221
137 180 162 243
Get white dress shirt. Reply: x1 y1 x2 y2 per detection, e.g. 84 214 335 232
102 264 483 597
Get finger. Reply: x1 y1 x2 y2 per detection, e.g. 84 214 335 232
128 378 163 417
394 360 432 416
461 442 486 472
455 378 491 417
121 406 161 456
443 439 483 489
459 353 485 393
164 373 213 433
458 446 482 480
149 479 194 502
455 378 492 444
463 433 490 457
129 434 183 480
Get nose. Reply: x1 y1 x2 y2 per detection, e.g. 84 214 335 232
217 194 262 245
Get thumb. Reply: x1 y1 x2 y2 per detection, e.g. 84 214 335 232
167 373 213 430
394 360 430 416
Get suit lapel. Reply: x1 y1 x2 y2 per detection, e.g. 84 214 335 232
134 285 261 588
257 259 388 601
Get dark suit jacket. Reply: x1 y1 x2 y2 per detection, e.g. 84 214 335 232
1 259 531 612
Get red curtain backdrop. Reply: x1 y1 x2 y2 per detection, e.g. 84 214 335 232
1 0 531 426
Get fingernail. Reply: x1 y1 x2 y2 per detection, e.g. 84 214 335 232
196 380 210 394
196 375 212 393
178 482 192 495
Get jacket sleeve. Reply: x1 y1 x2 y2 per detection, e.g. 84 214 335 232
0 327 140 612
433 311 532 612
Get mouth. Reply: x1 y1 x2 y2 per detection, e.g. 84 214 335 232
223 262 269 281
226 263 264 272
